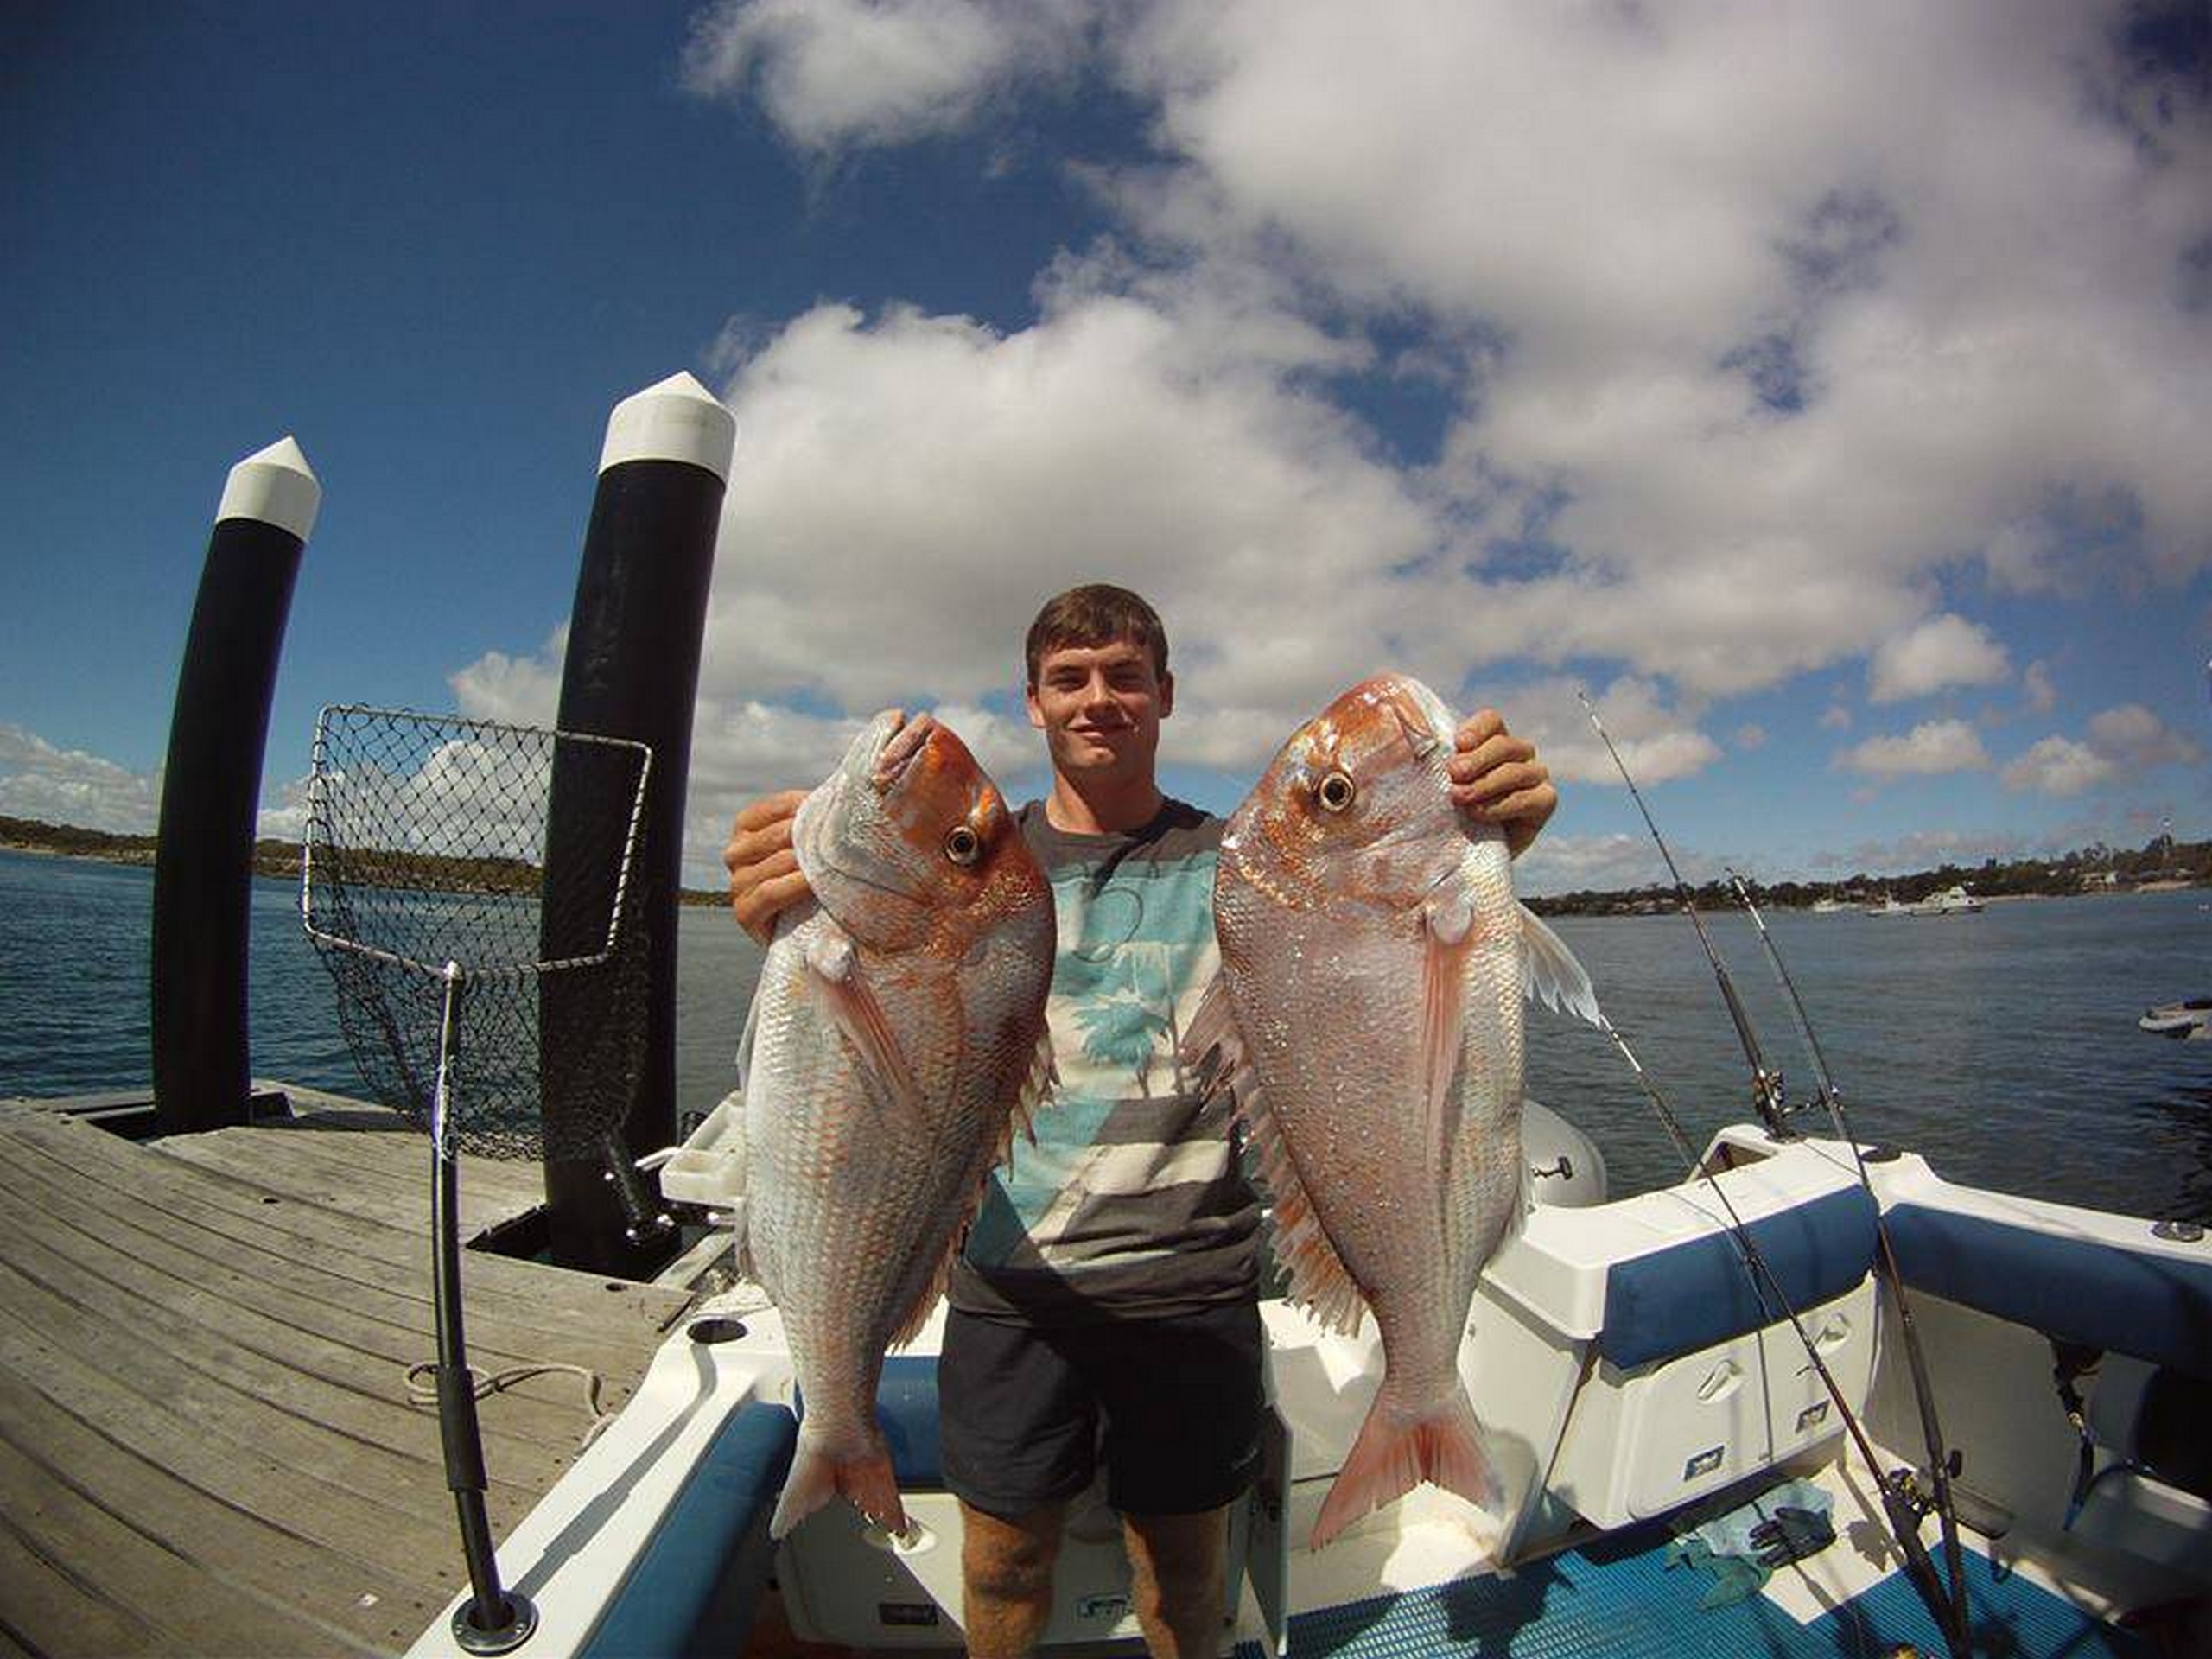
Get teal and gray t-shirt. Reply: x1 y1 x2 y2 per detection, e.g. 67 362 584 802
949 798 1261 1324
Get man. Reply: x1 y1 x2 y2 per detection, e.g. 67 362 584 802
723 585 1557 1657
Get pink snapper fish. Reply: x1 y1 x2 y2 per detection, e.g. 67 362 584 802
740 711 1055 1539
1186 673 1600 1549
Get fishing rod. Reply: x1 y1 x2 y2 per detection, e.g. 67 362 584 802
1574 691 1789 1135
1593 1017 1969 1658
1725 868 1973 1657
1575 689 1970 1658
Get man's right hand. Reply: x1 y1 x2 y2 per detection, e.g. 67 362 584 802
723 789 813 945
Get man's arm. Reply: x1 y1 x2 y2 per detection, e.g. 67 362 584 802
1445 709 1557 860
723 788 813 944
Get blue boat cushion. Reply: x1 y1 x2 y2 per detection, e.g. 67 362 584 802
1599 1185 1879 1371
582 1402 798 1657
1885 1204 2212 1380
878 1354 944 1486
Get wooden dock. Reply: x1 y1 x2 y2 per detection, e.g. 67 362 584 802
0 1090 698 1658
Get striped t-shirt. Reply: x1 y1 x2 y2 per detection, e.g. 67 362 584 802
949 798 1261 1324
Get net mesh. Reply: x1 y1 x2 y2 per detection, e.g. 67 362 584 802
301 704 653 1162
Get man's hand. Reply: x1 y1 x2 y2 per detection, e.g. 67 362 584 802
1446 709 1557 859
724 789 813 945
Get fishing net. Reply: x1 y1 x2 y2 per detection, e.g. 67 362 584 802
301 704 653 1163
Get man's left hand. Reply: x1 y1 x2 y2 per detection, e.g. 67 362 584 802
1446 709 1556 859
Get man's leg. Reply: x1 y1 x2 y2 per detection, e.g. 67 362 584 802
959 1497 1066 1659
1122 1503 1231 1658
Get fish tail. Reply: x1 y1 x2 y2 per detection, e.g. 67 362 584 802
769 1427 907 1541
1309 1384 1502 1551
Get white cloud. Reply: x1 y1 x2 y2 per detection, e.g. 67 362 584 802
2001 734 2118 797
1483 676 1723 788
1868 614 2012 703
636 2 2212 877
698 290 1437 777
1836 719 1992 778
683 0 1089 150
2086 702 2202 769
1826 827 2033 875
0 723 160 833
2022 659 2057 714
450 629 567 728
1995 703 2202 798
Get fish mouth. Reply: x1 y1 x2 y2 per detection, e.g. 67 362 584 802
795 709 935 909
868 711 936 795
1364 675 1451 762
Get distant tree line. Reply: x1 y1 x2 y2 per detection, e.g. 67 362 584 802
11 810 2197 918
1529 835 2211 917
0 813 729 904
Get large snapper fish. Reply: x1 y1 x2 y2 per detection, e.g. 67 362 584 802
740 711 1055 1539
1185 674 1600 1549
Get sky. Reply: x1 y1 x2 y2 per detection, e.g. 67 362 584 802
3 0 2209 895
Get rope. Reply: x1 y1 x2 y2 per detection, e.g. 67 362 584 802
404 1360 618 1452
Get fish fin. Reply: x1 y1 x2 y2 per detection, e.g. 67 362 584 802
1179 970 1256 1108
1518 903 1603 1026
1013 1028 1056 1148
803 926 925 1124
1243 1081 1368 1336
771 1428 906 1541
1421 892 1475 1176
1310 1384 1502 1551
887 1224 961 1349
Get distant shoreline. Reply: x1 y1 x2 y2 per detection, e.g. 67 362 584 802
0 819 732 907
4 814 2199 916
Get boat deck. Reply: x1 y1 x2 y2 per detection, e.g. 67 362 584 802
1242 1523 2154 1659
0 1090 696 1658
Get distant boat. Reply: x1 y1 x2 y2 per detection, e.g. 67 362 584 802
1872 885 1984 916
2139 996 2212 1039
1810 897 1848 913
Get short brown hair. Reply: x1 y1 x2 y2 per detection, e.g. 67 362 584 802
1024 584 1169 689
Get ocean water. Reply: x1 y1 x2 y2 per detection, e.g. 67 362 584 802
4 846 2209 1219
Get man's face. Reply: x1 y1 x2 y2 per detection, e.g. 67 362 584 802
1027 638 1174 789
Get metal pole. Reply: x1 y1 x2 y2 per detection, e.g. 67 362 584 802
540 373 734 1278
151 438 317 1133
429 963 537 1654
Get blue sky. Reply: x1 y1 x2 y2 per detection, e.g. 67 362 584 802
3 1 2208 893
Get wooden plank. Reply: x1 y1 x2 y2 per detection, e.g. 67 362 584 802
0 1152 634 1446
0 1362 438 1654
0 1300 474 1589
0 1248 550 1517
0 1214 573 1487
5 1112 688 1364
0 1427 369 1657
152 1127 536 1242
0 1510 163 1659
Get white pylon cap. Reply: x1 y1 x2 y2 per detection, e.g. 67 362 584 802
216 436 321 541
599 372 737 482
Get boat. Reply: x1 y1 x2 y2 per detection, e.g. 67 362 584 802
1810 898 1848 913
401 1092 2211 1659
1869 886 1986 917
2139 997 2212 1039
1916 885 1986 915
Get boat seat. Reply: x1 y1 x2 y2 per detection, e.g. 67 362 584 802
1595 1185 1878 1370
876 1355 944 1485
1884 1205 2212 1380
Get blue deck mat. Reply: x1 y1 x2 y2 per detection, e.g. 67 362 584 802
1240 1526 2151 1658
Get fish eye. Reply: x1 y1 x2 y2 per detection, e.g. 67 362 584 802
1316 771 1357 813
944 824 983 866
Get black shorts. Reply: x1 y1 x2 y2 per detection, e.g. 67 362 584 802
938 1300 1265 1520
